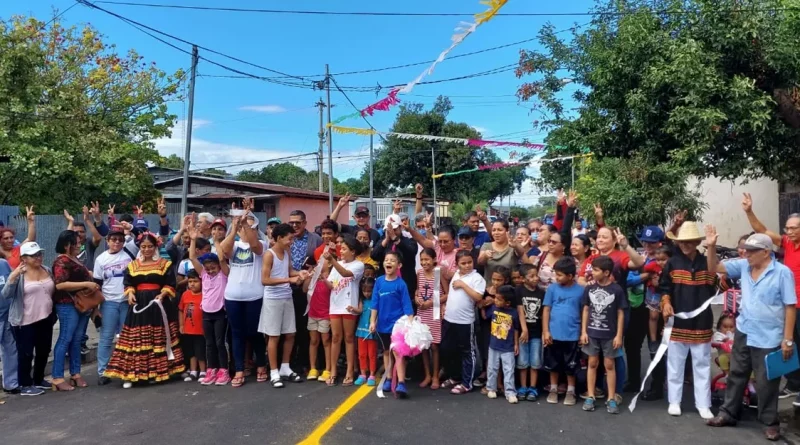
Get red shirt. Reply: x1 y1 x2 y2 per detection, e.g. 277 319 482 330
308 280 331 319
6 245 20 269
179 290 204 335
782 235 800 308
585 250 631 290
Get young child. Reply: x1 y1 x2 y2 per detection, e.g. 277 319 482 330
178 270 207 382
485 285 520 404
511 268 524 287
355 277 378 386
712 313 757 400
177 237 210 294
442 250 487 395
542 257 585 406
516 263 545 401
645 246 672 351
363 263 377 279
478 266 510 389
189 227 231 386
579 255 628 414
369 251 414 398
304 256 333 382
416 248 447 390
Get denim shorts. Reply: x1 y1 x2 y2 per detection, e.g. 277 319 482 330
516 337 543 370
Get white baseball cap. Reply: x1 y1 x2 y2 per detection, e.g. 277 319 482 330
385 214 402 229
20 241 44 256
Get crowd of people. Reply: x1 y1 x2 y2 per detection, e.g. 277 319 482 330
0 188 797 441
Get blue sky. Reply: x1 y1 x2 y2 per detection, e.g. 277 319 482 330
4 0 594 206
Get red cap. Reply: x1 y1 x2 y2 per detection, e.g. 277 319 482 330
211 218 227 229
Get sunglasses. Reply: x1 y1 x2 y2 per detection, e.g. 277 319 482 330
288 221 304 226
108 237 125 243
24 252 43 258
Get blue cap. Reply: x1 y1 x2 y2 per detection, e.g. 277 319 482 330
640 226 665 243
457 226 475 237
198 252 220 264
133 218 149 229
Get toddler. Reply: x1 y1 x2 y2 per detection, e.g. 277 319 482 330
355 277 378 386
645 246 672 351
304 258 333 382
485 285 520 404
178 270 207 381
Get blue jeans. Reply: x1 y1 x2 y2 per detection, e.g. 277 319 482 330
52 304 90 379
97 301 129 375
0 305 19 390
487 348 516 397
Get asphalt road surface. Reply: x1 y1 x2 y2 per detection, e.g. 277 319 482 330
0 367 780 445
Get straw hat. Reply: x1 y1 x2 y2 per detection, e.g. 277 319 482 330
667 221 704 242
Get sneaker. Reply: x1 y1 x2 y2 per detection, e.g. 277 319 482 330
472 378 485 388
81 345 90 355
199 371 207 380
367 376 376 387
607 399 620 414
780 387 799 399
20 386 45 396
583 397 596 411
547 388 559 404
319 370 331 382
201 369 218 386
396 382 408 399
382 378 392 392
33 380 52 390
307 369 319 380
698 408 714 419
354 375 367 386
183 375 194 382
507 394 518 404
614 394 623 405
3 387 21 394
97 377 111 386
526 387 539 402
668 403 682 416
517 387 528 397
215 369 231 386
181 372 190 380
564 391 577 406
487 390 497 399
580 388 606 400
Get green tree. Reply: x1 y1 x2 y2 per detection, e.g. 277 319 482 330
157 154 185 170
450 195 489 224
367 97 530 202
201 168 229 177
0 16 183 212
576 154 706 235
517 0 800 186
237 162 318 189
509 206 530 220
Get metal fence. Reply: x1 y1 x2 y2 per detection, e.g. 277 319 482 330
5 209 270 267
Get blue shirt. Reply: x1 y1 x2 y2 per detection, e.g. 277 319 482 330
290 230 309 271
356 298 374 339
724 258 797 348
0 259 11 319
474 231 491 249
371 275 413 334
486 304 519 353
543 282 584 341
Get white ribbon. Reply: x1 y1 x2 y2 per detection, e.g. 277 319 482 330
628 293 722 412
132 298 175 361
433 267 442 320
304 260 324 316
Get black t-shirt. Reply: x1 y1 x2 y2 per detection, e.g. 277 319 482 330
516 285 544 338
340 224 381 247
581 282 629 340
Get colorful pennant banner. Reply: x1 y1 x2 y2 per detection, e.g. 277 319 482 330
329 125 547 149
333 0 509 122
431 154 594 179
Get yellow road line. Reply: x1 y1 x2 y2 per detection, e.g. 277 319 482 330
297 384 374 445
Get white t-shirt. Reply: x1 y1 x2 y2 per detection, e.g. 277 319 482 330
444 269 486 325
225 240 268 302
329 260 365 315
178 259 194 277
93 249 133 303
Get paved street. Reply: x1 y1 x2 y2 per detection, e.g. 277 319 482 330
0 365 780 445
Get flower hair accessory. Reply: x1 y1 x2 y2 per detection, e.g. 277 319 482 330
135 231 163 247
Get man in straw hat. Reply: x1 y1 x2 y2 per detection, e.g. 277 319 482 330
659 221 717 420
705 229 796 441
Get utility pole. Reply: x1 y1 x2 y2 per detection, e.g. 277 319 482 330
315 99 326 192
181 45 198 216
325 64 334 212
369 133 374 226
431 146 438 227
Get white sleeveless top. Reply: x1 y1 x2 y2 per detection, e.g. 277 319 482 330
263 248 292 300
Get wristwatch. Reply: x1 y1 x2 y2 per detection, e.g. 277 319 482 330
784 339 794 347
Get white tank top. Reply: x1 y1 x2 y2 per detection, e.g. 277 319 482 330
263 248 292 300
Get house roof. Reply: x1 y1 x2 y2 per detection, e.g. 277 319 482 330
154 175 348 201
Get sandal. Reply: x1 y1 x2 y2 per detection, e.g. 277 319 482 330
231 376 245 388
282 372 303 383
256 369 268 383
52 381 75 392
270 376 284 388
440 379 458 389
70 377 88 388
450 384 470 395
342 377 354 387
326 375 338 387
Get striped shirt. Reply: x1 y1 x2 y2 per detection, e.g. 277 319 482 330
658 250 716 343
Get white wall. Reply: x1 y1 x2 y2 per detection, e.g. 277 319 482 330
691 176 779 247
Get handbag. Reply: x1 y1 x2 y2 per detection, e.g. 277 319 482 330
73 286 105 313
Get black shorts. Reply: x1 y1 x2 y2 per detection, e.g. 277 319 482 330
182 334 206 362
543 340 580 375
377 332 392 353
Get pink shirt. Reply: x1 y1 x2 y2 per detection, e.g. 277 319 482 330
22 277 54 326
435 242 458 276
200 270 228 314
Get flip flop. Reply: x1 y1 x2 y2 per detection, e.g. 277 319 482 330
450 384 469 395
231 376 245 388
326 375 338 387
342 377 354 387
256 369 268 383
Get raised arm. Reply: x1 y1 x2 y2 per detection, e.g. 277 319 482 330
188 228 203 274
742 192 782 246
616 229 645 269
704 224 723 275
83 204 102 247
219 216 240 260
331 193 351 231
407 223 434 249
414 183 424 215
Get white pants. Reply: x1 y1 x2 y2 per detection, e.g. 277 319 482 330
667 340 711 409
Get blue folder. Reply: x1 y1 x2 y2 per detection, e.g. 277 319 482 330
765 345 800 381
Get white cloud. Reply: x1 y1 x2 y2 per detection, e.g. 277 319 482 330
238 105 287 113
471 125 489 134
190 119 212 129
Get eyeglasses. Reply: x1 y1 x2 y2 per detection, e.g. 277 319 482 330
785 226 800 233
547 239 560 245
108 238 125 243
288 221 304 226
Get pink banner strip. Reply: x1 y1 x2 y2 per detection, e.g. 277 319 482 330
361 89 401 117
468 139 546 149
478 162 525 171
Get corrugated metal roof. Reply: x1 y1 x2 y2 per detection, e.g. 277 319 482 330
154 175 349 201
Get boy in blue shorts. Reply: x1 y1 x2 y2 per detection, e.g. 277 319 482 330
516 263 544 401
542 257 584 406
579 255 628 414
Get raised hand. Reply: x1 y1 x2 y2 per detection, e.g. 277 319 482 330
91 201 102 221
556 189 566 204
82 205 90 221
393 199 403 214
741 193 753 213
593 203 603 218
157 196 167 217
614 229 629 250
424 212 433 227
242 197 254 212
674 209 688 226
337 193 351 210
567 190 578 208
181 213 193 231
704 224 718 247
25 206 35 222
415 183 423 198
133 205 144 218
107 204 115 219
63 209 75 223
